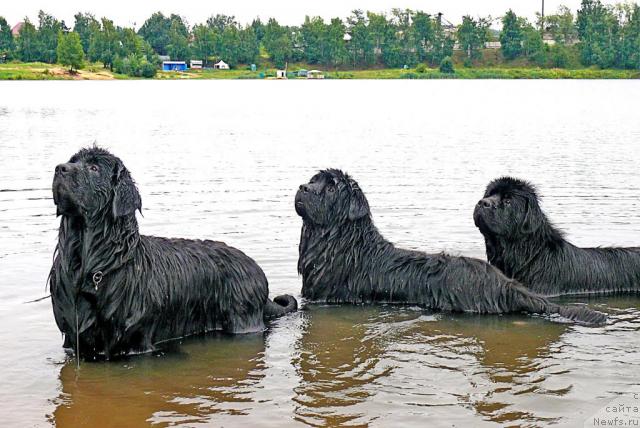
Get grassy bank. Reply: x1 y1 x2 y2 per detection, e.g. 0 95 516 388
0 61 638 80
0 62 129 80
336 67 640 79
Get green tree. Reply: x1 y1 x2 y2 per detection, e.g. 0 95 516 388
380 9 419 68
73 12 99 54
500 9 523 60
366 12 391 64
238 26 259 64
262 18 294 68
521 20 546 65
325 18 347 66
301 16 327 64
88 18 120 69
16 18 39 62
439 56 454 73
549 44 570 67
138 12 187 56
251 18 265 42
138 12 169 55
57 31 84 71
412 11 433 62
217 25 240 65
36 10 63 63
191 24 216 65
576 0 619 68
206 14 237 33
620 4 640 69
0 17 14 59
167 20 190 61
545 6 578 44
457 16 490 60
346 10 374 67
429 15 454 65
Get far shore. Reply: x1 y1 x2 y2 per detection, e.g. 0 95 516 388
0 62 638 80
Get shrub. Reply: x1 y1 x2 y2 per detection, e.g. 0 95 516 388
439 56 455 73
140 60 157 78
550 45 569 68
114 54 157 78
415 63 427 73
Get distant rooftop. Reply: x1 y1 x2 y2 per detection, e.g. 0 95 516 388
11 22 23 37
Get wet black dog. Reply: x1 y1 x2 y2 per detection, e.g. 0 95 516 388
294 169 605 325
50 147 296 360
474 176 640 297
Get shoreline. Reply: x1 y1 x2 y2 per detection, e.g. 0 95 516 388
1 62 638 80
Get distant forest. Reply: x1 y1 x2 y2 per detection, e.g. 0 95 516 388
0 0 639 75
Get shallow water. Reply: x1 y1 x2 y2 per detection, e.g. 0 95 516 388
0 80 639 427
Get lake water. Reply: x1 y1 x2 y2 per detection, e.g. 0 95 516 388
0 80 639 427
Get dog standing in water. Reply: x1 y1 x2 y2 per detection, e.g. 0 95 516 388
474 177 640 297
50 147 297 360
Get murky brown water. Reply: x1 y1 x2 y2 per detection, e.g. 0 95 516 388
1 81 639 427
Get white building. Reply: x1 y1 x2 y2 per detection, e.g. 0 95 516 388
214 60 230 70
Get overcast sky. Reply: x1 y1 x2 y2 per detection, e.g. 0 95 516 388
0 0 618 29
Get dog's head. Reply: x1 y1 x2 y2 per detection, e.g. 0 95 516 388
52 147 141 219
473 176 548 239
295 169 370 226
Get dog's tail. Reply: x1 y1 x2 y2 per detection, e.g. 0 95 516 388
543 302 607 326
264 294 298 319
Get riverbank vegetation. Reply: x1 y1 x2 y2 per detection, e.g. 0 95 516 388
2 60 636 80
0 1 639 80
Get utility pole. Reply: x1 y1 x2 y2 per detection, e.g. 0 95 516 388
541 0 545 31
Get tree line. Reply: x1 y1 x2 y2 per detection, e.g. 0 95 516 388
0 0 638 76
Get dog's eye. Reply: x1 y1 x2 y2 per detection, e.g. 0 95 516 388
327 185 335 193
504 198 511 205
89 165 99 172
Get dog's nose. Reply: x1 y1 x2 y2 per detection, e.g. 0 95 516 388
478 198 493 208
55 163 75 176
299 184 310 193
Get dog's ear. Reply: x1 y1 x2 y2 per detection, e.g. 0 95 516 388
347 181 370 221
519 197 542 235
112 163 141 217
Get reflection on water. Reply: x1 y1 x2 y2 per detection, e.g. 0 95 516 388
292 306 573 427
44 302 640 427
0 80 639 427
51 334 268 427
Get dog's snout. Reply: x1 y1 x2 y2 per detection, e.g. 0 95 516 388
299 184 310 193
478 198 493 209
55 163 75 176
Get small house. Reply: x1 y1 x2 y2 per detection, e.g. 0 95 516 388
297 69 308 77
190 60 203 69
542 33 556 46
484 41 501 49
214 60 230 70
162 61 187 71
307 70 325 79
276 70 287 79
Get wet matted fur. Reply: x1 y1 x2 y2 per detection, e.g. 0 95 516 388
50 147 297 360
294 169 606 325
474 176 640 297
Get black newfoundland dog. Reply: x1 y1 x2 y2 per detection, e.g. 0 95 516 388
50 147 297 360
474 176 640 297
294 169 605 325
